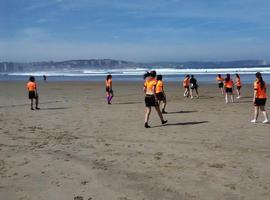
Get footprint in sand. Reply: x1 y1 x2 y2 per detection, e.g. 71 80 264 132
18 158 31 166
154 152 163 160
224 183 236 190
74 196 84 200
81 181 89 185
208 163 225 168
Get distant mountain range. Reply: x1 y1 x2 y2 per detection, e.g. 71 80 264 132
0 59 268 73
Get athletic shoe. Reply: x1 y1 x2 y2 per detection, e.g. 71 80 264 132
250 119 257 123
162 120 168 125
144 123 150 128
262 120 269 124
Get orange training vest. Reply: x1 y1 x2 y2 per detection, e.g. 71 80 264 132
254 81 267 98
156 80 163 93
27 81 36 91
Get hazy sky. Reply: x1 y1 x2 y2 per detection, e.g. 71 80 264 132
1 0 270 62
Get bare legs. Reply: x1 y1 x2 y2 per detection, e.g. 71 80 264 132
251 106 269 123
191 88 199 99
30 96 39 110
30 99 34 110
145 106 167 128
184 88 190 97
220 88 224 95
225 93 234 104
145 107 151 127
236 88 241 99
158 100 167 113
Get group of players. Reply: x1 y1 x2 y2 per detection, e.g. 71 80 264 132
26 71 269 127
216 72 268 123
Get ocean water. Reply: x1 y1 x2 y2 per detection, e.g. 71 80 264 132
1 67 270 84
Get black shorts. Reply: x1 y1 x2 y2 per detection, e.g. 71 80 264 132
190 85 198 90
156 92 166 101
106 87 113 93
184 86 189 89
237 86 241 90
254 98 267 106
145 95 158 107
28 91 37 99
225 87 233 93
218 83 224 88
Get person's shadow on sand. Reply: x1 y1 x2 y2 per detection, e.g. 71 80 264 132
150 121 208 128
41 107 71 110
115 101 141 105
166 110 197 114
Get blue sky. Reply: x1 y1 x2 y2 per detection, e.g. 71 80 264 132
1 0 270 62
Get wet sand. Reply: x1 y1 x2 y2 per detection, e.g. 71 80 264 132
0 81 269 200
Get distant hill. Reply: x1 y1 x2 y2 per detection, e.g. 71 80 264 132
0 59 268 72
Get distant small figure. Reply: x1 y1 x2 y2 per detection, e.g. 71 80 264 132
190 75 199 99
26 76 40 110
105 74 113 104
216 74 224 94
43 75 47 82
183 75 190 97
224 74 234 104
235 73 241 99
251 72 269 123
156 75 167 113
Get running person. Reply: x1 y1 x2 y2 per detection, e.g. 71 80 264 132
156 75 167 114
144 71 167 128
251 72 269 123
224 74 234 104
26 76 40 110
235 73 242 99
190 75 199 99
183 75 190 97
105 74 113 104
216 74 224 94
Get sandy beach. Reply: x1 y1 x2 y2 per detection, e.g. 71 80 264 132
0 80 269 200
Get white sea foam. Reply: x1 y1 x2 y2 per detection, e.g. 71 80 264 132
4 67 270 76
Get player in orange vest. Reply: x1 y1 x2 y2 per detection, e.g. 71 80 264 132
105 74 113 104
143 71 167 128
235 73 242 99
26 76 40 110
183 75 190 97
224 74 234 104
216 74 224 94
251 72 269 123
156 75 167 113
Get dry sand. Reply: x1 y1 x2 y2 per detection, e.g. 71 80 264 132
0 81 269 200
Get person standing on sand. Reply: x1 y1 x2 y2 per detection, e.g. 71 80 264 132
251 72 269 123
183 75 190 97
26 76 40 110
216 74 224 94
224 74 234 104
235 73 242 99
190 75 199 99
144 71 167 128
155 75 167 114
105 74 113 104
